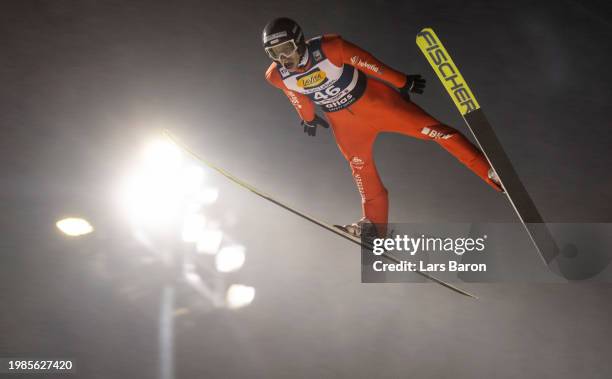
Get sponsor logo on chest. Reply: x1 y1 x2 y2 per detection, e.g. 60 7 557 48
296 68 327 89
283 59 342 93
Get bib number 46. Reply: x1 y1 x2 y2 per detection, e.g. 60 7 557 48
314 85 341 100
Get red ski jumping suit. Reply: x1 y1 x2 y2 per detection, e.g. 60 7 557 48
266 34 500 233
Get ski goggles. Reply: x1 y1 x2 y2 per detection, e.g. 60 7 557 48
265 39 299 60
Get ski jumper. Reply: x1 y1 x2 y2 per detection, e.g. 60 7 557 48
265 35 500 233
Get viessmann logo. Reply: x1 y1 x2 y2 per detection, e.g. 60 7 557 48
296 68 327 89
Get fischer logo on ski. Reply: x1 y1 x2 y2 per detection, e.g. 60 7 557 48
416 28 480 116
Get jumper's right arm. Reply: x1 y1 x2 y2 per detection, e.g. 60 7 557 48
265 65 316 122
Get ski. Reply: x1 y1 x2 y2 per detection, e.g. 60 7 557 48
416 27 559 264
163 130 477 299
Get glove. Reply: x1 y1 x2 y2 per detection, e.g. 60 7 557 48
301 114 329 137
399 74 426 101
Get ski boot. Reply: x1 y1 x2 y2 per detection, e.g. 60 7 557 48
335 218 379 241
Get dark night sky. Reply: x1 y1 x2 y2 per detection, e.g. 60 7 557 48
1 1 611 378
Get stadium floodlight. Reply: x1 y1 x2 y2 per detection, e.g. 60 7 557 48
119 138 192 228
142 139 183 170
120 170 182 227
195 229 224 254
198 187 219 205
56 217 94 237
215 245 246 273
225 284 255 309
179 166 205 196
181 214 206 242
